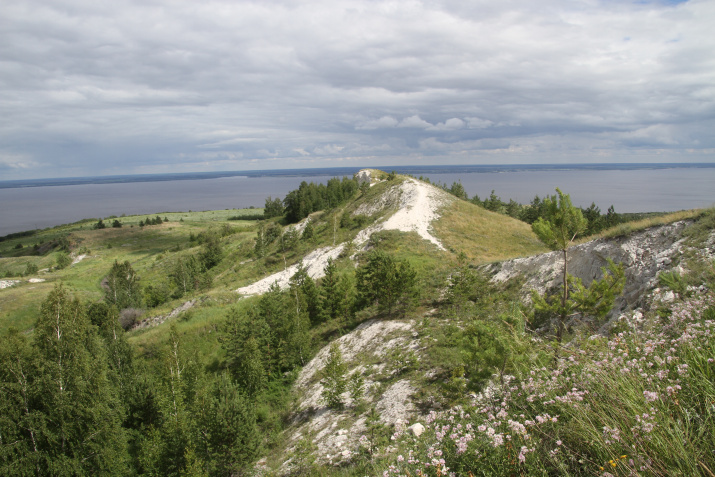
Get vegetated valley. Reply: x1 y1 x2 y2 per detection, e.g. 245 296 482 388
1 169 714 476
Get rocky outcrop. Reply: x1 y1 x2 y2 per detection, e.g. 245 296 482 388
283 318 420 469
490 221 710 315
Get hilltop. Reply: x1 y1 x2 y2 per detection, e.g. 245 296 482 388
1 170 713 476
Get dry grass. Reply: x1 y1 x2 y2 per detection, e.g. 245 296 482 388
579 208 705 243
433 199 546 264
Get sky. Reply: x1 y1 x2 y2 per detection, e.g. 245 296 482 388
1 0 714 180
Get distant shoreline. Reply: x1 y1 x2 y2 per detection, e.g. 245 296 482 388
2 163 714 190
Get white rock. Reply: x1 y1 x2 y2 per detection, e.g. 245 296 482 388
0 280 20 289
661 290 675 302
408 423 425 437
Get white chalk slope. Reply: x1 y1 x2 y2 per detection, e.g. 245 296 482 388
236 178 452 296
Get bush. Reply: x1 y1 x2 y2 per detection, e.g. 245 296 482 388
144 283 170 308
55 252 71 270
356 250 417 314
24 262 39 275
118 308 144 330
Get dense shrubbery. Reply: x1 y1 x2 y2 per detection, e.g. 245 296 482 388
140 216 165 227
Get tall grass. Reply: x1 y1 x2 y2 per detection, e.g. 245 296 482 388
377 292 715 476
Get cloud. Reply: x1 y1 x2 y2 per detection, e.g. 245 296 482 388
398 115 432 129
427 118 465 131
356 116 399 130
0 0 714 179
0 152 38 171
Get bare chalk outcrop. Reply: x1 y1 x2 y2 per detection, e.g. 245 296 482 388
490 220 714 316
282 318 420 468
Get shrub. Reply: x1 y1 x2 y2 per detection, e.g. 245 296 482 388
118 308 144 330
55 252 71 270
382 292 715 477
24 262 38 275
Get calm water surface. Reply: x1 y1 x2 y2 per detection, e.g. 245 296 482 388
1 168 713 236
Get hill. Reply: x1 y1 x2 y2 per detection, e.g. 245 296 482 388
1 170 713 476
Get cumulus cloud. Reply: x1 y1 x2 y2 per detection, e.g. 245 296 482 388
0 0 713 179
398 116 432 129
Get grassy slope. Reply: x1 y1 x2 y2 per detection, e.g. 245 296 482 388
0 209 259 334
2 173 712 475
433 198 547 263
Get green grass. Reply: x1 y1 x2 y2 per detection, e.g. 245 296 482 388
0 209 262 334
4 173 712 476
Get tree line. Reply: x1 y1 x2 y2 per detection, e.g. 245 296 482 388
264 176 359 223
427 179 622 236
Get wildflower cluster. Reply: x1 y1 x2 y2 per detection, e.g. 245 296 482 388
381 292 715 476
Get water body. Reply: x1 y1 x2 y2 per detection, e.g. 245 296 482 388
1 164 713 237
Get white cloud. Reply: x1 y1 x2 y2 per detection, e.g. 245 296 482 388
0 153 40 172
398 115 432 129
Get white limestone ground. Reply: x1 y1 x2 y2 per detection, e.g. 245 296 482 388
284 318 420 468
235 246 345 296
236 175 452 296
490 220 715 323
0 278 46 289
71 254 87 265
0 280 20 289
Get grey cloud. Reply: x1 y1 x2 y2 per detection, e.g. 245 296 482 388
0 0 714 179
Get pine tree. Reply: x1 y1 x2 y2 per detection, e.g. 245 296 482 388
531 189 625 343
320 258 355 323
199 233 222 270
320 343 347 409
222 308 270 396
531 189 588 342
320 258 341 321
356 251 417 314
290 262 323 325
198 373 260 475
